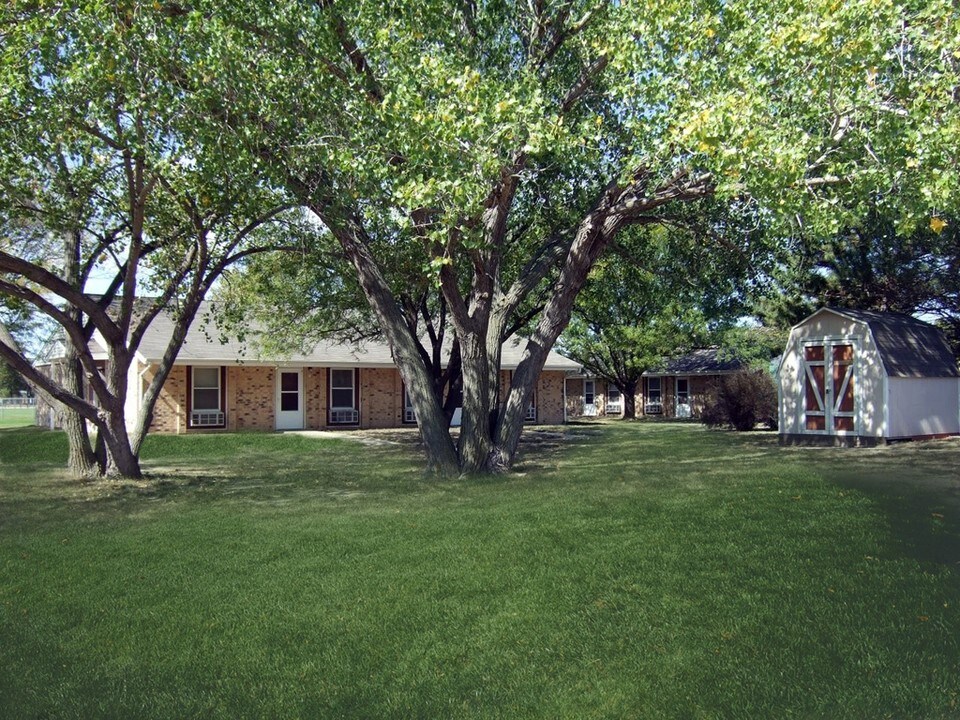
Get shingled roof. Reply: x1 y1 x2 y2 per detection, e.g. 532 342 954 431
131 303 580 372
643 347 745 376
816 308 959 378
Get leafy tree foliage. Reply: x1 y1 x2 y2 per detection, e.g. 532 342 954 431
163 0 960 474
754 210 960 357
717 325 790 371
0 300 34 397
0 2 298 477
561 209 763 418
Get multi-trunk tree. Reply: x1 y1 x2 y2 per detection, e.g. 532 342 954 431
4 0 957 477
175 0 958 474
0 3 301 478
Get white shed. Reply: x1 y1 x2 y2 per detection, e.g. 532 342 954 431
777 307 960 445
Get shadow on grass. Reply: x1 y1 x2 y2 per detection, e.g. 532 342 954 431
0 425 595 526
827 441 960 570
766 437 960 576
4 425 960 576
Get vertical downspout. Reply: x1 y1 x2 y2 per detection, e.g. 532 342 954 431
562 376 568 424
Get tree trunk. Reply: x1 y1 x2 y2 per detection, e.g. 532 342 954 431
456 333 493 474
99 408 142 479
494 213 622 468
63 355 98 478
621 380 639 420
61 229 99 478
319 211 460 476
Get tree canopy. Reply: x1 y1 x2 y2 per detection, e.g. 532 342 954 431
754 209 960 356
3 0 958 475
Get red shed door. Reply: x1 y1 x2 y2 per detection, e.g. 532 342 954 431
802 341 856 434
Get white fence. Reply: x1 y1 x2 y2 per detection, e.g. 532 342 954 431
1 396 36 406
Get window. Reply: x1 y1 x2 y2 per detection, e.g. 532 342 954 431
584 379 595 405
645 377 663 415
190 366 225 427
647 377 662 403
279 371 299 412
606 386 622 415
329 368 359 425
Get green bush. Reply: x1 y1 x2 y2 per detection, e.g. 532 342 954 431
701 370 778 431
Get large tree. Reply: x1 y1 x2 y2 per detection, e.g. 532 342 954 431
167 0 958 475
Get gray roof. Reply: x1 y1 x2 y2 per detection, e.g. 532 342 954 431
819 307 959 378
643 347 745 376
133 304 580 372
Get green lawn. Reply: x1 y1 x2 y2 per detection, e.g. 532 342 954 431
0 405 36 428
1 422 958 719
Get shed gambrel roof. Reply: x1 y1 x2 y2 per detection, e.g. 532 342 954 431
812 307 959 378
643 347 745 376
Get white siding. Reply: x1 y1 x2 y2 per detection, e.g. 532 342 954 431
777 341 803 434
777 310 885 438
124 359 142 434
887 377 960 438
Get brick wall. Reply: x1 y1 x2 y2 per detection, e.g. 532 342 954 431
228 366 275 431
565 377 584 418
305 367 327 429
537 371 566 424
149 364 186 433
689 376 718 417
147 363 572 434
361 367 402 429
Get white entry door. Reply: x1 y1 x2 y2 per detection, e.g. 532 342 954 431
276 369 304 430
675 377 691 418
583 379 597 416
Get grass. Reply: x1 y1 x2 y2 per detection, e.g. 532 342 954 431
0 406 36 428
1 422 958 719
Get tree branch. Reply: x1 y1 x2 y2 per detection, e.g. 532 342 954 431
560 55 610 113
0 251 121 341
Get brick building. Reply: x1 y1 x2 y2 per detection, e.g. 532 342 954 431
564 348 746 420
38 306 581 434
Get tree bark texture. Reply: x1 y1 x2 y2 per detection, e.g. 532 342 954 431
63 352 99 478
621 380 638 420
317 209 461 476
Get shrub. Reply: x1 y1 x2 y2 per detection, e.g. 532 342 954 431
701 370 777 431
